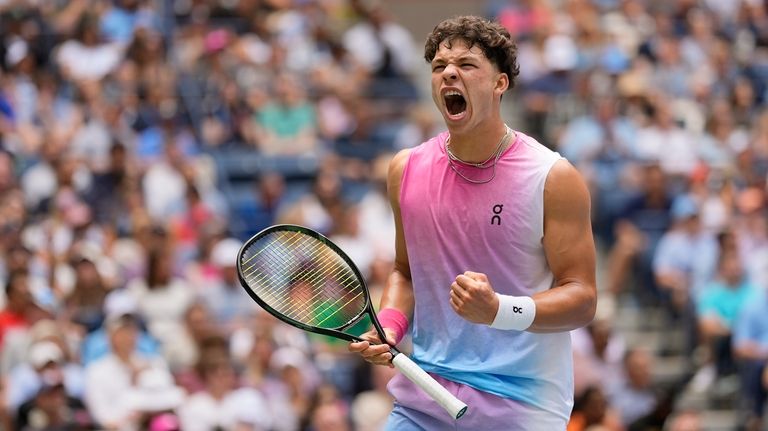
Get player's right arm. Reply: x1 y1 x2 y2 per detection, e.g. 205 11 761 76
349 149 414 366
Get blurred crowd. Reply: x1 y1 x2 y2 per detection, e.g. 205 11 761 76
517 0 768 430
0 0 767 430
0 0 411 430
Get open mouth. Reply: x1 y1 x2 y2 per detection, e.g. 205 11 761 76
444 91 467 116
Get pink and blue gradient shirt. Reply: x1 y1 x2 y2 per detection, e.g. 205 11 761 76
399 130 572 421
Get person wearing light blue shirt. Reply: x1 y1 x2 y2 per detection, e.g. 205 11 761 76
697 249 758 378
653 194 718 306
733 289 768 430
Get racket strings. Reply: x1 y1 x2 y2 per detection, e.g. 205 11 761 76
240 231 366 328
290 240 364 323
243 246 348 325
245 234 361 318
243 238 337 315
259 238 362 322
260 241 364 326
247 237 345 306
239 230 304 272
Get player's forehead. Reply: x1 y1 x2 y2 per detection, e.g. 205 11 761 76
432 38 486 62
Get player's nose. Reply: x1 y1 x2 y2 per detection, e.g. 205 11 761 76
442 64 459 81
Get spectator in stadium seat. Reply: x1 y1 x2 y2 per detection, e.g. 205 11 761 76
14 369 94 430
125 244 194 370
732 185 767 272
698 101 749 172
746 109 768 183
343 0 419 99
277 165 343 235
178 354 271 431
200 237 255 331
5 338 84 417
634 97 698 181
567 385 623 431
606 163 672 303
309 402 352 431
571 318 626 398
0 271 34 348
254 74 318 156
233 171 287 240
607 348 659 427
83 311 168 429
56 14 124 82
350 364 397 431
653 194 718 314
65 256 109 332
695 248 758 383
733 289 768 431
124 367 185 431
99 0 156 44
237 331 298 431
80 289 159 366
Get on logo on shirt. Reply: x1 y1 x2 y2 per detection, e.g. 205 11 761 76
491 204 503 225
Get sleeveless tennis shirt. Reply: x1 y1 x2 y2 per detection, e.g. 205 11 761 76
398 130 572 421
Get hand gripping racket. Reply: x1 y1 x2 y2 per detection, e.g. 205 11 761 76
236 224 468 419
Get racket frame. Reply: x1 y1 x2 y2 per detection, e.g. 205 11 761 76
237 224 467 420
237 224 391 345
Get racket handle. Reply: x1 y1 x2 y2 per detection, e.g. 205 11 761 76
391 353 468 419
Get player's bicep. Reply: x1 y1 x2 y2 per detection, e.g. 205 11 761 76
542 160 596 290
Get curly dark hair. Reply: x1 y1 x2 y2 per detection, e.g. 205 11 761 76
424 16 520 90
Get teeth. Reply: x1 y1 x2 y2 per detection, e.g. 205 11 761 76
445 91 462 97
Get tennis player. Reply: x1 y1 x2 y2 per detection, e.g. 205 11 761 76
349 15 597 430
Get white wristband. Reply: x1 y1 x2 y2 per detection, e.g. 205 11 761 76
490 294 536 331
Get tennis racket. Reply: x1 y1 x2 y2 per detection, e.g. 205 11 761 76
236 224 468 419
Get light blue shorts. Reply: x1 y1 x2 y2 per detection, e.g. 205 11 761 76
384 372 568 431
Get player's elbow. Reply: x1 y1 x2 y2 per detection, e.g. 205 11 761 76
575 287 597 328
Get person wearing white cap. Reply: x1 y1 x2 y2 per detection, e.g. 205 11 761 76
14 365 95 430
200 237 256 331
83 306 170 430
5 340 73 415
80 289 161 366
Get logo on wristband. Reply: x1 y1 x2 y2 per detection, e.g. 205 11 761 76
512 306 523 314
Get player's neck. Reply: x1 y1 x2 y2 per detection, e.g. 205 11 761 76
446 120 511 163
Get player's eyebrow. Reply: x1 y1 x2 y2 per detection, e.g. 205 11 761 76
431 57 446 65
431 54 478 65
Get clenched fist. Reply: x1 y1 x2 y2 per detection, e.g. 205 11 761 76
449 271 500 325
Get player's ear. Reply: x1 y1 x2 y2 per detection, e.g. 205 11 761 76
494 73 509 95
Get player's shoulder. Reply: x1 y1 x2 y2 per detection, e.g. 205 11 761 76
388 132 444 172
547 158 579 181
546 159 587 192
388 147 412 175
544 159 590 213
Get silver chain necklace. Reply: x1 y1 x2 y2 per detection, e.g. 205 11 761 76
445 126 512 184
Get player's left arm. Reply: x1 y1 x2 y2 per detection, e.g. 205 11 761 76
529 159 597 333
450 160 597 331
